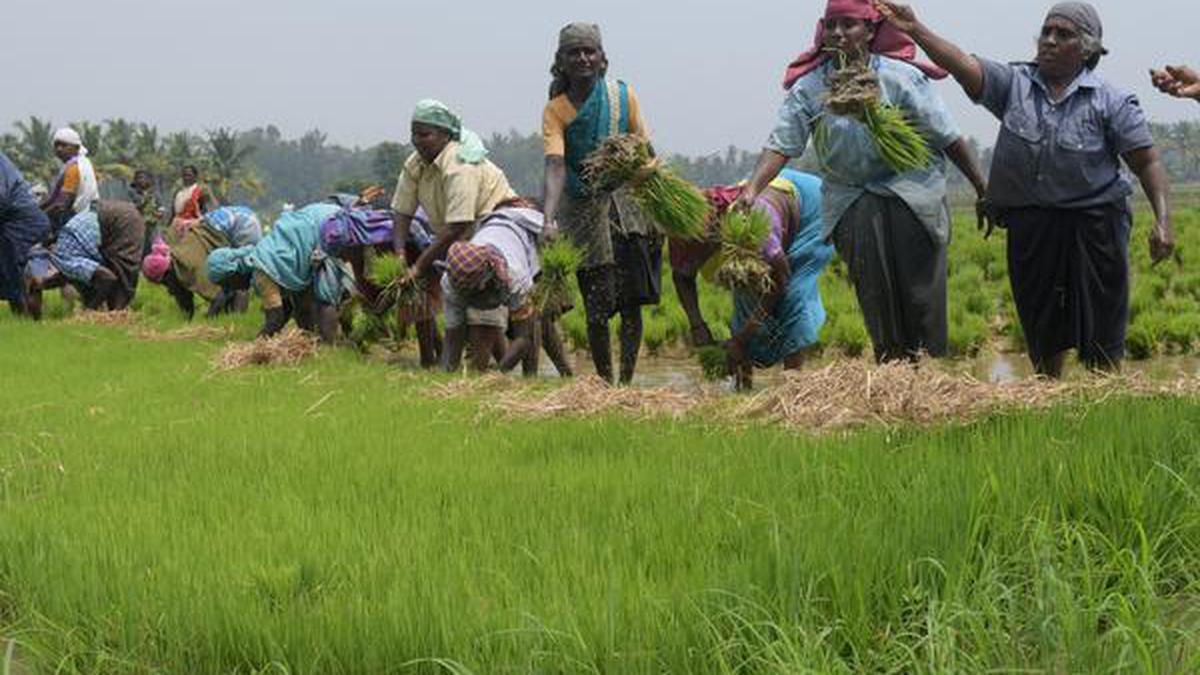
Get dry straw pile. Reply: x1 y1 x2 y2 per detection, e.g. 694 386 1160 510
65 310 138 326
132 325 235 342
428 373 521 400
735 360 1200 432
213 328 319 371
488 376 702 421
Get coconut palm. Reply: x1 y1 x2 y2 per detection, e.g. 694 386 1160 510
103 118 137 166
202 127 263 202
164 131 198 171
12 115 58 183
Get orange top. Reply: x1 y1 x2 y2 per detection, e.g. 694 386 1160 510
542 84 648 157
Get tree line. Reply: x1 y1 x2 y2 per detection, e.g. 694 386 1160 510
4 115 1198 215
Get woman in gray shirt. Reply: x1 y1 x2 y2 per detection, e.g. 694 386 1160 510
877 0 1175 377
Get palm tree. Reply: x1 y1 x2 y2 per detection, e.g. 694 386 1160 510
203 127 263 202
91 118 137 182
163 131 199 173
103 119 137 165
132 123 169 182
12 115 58 183
70 121 104 159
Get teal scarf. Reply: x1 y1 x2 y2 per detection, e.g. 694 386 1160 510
564 78 631 197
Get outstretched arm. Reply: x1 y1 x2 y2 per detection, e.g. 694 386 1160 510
874 1 985 100
735 150 789 211
1150 65 1200 102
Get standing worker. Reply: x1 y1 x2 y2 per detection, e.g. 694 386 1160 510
877 0 1174 376
541 22 663 384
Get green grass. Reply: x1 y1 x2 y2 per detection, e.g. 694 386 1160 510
2 316 1200 673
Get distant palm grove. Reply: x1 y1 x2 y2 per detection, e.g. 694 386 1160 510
3 115 1199 212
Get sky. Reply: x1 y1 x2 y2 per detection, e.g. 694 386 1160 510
5 0 1199 157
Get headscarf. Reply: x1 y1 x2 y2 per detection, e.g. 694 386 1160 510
141 240 172 282
559 22 603 52
319 208 396 256
206 246 255 284
446 241 510 293
550 22 607 99
1046 2 1107 54
53 128 87 154
782 0 947 90
411 99 488 164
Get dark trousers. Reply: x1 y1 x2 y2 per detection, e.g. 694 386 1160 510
834 193 948 362
1004 203 1130 368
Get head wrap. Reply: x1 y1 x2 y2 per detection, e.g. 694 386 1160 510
1045 2 1107 54
319 208 396 256
558 22 603 52
782 0 947 89
141 240 172 282
550 22 608 99
206 246 256 284
411 99 488 164
53 127 88 155
446 241 510 294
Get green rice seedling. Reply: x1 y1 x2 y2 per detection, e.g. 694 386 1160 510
635 170 711 241
864 104 933 174
716 209 773 294
821 53 932 174
364 249 422 313
348 307 389 346
696 345 730 381
533 240 583 312
581 134 710 241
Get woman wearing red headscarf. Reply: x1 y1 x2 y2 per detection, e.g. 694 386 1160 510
738 0 988 363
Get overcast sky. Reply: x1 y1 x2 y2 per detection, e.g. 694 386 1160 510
5 0 1199 157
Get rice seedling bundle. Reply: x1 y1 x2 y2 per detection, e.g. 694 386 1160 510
580 134 710 241
364 249 423 312
696 345 730 382
715 209 774 294
532 239 582 312
348 307 390 345
821 56 932 174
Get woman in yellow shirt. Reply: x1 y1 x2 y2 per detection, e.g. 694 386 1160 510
390 99 519 368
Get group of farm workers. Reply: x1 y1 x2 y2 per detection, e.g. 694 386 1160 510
3 0 1199 384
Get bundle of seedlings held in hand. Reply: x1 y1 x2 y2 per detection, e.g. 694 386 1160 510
819 53 932 173
715 207 774 295
532 239 582 312
580 134 710 241
364 249 422 313
347 300 402 349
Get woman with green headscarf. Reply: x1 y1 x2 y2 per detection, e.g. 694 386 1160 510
542 22 662 385
390 99 519 368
